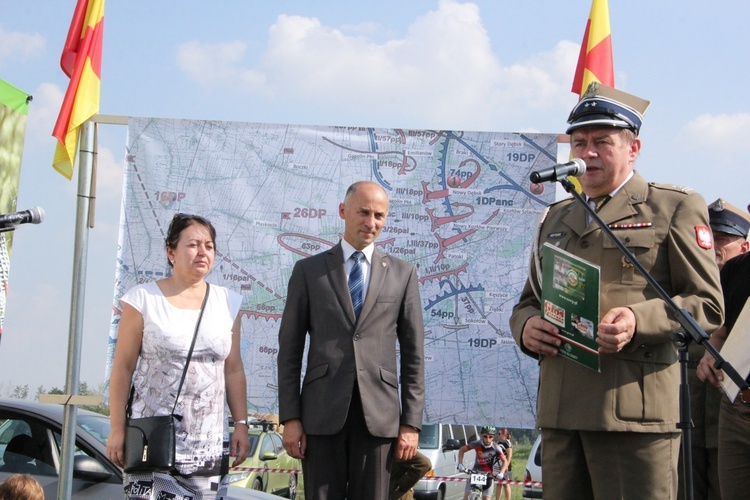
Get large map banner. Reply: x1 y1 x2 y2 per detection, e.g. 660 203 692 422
109 117 556 427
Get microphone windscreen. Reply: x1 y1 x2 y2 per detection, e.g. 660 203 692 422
29 206 45 224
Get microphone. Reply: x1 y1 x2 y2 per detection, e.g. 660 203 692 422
529 158 587 183
0 206 46 229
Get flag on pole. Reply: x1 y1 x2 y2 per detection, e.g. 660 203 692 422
52 0 105 180
567 0 614 192
571 0 614 96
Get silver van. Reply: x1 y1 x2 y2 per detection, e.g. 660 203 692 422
413 423 479 500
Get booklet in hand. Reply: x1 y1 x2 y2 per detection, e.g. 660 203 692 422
541 243 601 372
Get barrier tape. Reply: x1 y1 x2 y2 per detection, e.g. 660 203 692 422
229 467 543 488
230 467 300 474
425 476 543 488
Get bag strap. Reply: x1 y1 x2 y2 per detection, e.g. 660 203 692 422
170 282 210 416
126 283 211 418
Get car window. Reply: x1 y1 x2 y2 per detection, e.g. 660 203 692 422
0 418 31 455
51 430 101 458
247 434 259 456
259 435 275 458
77 414 111 446
534 438 542 466
450 425 466 445
441 424 452 446
0 418 32 467
0 417 56 476
418 424 438 449
269 433 283 454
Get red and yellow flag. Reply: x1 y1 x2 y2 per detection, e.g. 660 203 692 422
571 0 614 97
52 0 105 179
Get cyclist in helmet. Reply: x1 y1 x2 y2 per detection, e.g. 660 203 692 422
457 426 508 500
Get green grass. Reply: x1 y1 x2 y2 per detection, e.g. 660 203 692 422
506 440 531 500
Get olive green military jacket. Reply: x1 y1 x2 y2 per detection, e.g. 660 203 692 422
510 171 724 432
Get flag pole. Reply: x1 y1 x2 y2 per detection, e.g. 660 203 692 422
57 119 95 500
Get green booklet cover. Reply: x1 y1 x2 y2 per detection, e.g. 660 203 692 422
541 243 601 372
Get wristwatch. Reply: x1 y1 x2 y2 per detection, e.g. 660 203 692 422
234 419 249 426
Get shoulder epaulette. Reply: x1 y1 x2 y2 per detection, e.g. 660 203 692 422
547 196 575 209
648 182 694 195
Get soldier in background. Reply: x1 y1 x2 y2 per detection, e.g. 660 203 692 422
697 200 750 498
680 198 750 499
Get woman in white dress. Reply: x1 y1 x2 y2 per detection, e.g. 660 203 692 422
107 213 249 499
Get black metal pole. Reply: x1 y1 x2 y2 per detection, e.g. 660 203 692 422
674 333 695 500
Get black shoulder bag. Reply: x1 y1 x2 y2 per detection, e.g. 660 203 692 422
123 283 210 474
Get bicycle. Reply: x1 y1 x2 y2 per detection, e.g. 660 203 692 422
463 468 497 500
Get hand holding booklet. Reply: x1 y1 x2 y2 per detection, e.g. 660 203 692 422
540 243 601 371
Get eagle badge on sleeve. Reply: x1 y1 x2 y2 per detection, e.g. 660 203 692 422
695 226 713 249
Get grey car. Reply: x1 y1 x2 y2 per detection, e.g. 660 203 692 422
0 398 280 499
0 398 121 498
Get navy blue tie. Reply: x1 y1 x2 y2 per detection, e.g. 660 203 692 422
348 251 364 318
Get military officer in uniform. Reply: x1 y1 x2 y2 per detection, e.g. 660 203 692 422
510 83 724 500
707 198 750 268
680 198 750 500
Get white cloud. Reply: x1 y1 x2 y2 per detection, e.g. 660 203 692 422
21 82 80 195
490 40 580 130
92 146 123 202
256 0 504 127
19 82 122 205
668 113 750 205
176 40 265 89
676 112 750 173
24 82 63 141
0 25 45 68
680 113 750 151
174 0 581 131
339 21 383 38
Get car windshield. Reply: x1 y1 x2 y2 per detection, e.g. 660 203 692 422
77 414 111 446
418 424 438 448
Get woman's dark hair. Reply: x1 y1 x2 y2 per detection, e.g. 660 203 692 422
165 213 217 268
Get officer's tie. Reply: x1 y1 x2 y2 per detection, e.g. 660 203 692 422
348 251 364 318
586 195 611 223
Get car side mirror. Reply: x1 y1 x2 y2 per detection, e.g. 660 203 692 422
261 451 278 461
72 455 114 482
443 438 461 451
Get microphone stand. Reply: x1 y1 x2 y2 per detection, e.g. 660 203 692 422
557 177 749 500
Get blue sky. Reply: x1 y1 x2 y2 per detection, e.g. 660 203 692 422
1 0 749 392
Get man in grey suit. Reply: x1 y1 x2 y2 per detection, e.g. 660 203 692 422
278 180 425 500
